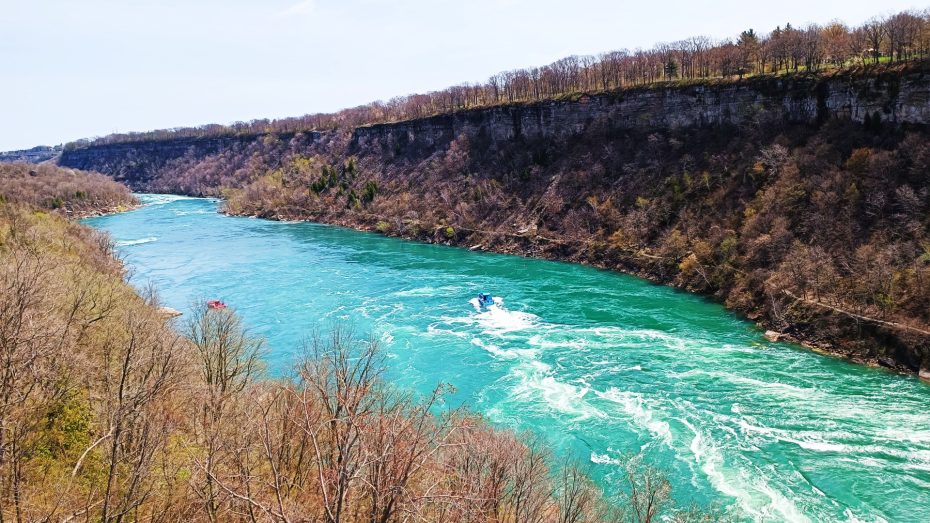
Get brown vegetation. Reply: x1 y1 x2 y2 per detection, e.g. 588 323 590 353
0 162 137 217
66 7 930 148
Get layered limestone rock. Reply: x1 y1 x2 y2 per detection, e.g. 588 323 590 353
351 69 930 154
59 66 930 187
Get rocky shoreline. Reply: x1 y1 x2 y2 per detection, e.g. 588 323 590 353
67 200 142 219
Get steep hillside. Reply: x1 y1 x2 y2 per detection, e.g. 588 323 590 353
58 64 930 375
0 162 137 216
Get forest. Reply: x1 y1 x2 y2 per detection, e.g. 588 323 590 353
65 7 930 149
0 165 715 521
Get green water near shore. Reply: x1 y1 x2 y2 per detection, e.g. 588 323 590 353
85 194 930 522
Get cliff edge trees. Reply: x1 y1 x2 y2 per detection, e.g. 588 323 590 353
61 6 930 149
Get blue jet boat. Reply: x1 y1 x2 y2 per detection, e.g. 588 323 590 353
477 292 495 309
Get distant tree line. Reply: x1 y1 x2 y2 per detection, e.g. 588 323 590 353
66 7 930 150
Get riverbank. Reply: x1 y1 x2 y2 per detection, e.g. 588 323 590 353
67 200 142 219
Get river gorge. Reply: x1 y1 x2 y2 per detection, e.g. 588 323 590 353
84 194 930 522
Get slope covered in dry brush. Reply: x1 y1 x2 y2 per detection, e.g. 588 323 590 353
0 162 137 217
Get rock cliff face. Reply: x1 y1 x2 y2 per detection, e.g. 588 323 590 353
60 136 243 186
59 133 320 188
351 69 930 154
59 66 930 186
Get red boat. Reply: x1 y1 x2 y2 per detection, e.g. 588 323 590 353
207 300 227 310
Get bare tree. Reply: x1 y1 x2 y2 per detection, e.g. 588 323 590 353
186 302 264 522
298 327 383 523
620 455 671 523
98 306 185 522
863 17 887 63
558 462 603 523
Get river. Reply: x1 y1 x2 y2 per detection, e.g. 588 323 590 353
84 194 930 522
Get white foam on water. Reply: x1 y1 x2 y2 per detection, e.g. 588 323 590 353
678 417 776 521
577 326 686 350
139 194 198 206
425 323 469 338
509 360 603 421
395 285 460 297
471 337 538 360
442 300 541 337
591 361 643 372
737 419 850 455
844 507 889 523
853 457 884 469
526 334 588 351
590 452 621 465
116 236 158 247
720 373 818 399
791 439 847 453
668 368 707 380
736 420 930 472
877 428 930 445
906 476 930 489
754 479 812 523
596 387 672 445
537 376 598 419
474 306 540 335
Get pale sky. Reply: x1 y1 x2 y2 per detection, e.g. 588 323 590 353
1 0 922 150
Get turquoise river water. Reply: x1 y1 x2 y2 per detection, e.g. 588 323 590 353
85 194 930 522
